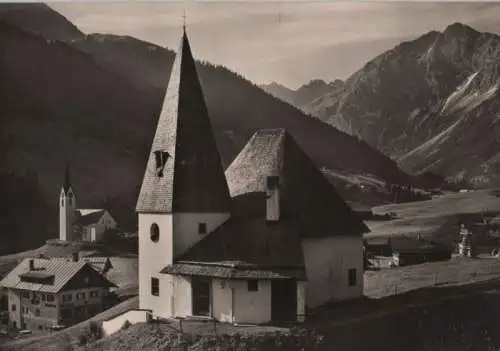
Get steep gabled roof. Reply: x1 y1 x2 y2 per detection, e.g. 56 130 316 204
50 256 113 274
136 29 231 213
0 258 116 293
74 209 105 226
225 128 369 237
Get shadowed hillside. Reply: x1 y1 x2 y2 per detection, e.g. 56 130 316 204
0 5 413 253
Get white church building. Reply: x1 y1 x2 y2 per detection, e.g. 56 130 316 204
59 167 117 243
135 27 369 324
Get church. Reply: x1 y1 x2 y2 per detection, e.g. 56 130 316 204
59 166 117 243
135 27 369 324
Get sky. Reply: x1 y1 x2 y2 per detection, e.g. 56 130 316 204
50 1 500 89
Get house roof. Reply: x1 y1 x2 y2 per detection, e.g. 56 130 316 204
0 258 116 293
161 206 307 279
49 256 113 274
161 262 305 280
78 209 105 216
74 210 105 226
178 215 304 268
490 216 500 225
225 129 369 237
136 28 231 214
390 236 452 254
365 237 391 246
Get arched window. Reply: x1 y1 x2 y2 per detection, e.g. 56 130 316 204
61 198 64 206
150 223 160 242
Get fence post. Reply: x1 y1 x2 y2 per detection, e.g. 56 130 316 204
394 285 398 295
179 318 183 333
213 319 217 336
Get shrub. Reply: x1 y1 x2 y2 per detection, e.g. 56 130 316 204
78 333 89 346
189 329 324 351
89 320 103 340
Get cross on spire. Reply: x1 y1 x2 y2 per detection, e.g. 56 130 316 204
182 10 186 31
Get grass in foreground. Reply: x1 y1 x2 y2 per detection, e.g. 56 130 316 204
75 323 322 351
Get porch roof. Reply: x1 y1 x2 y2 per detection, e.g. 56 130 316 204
160 262 306 280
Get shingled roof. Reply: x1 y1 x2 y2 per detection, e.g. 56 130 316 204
161 214 306 279
0 258 116 293
50 256 113 275
136 28 231 213
225 129 369 237
74 210 105 226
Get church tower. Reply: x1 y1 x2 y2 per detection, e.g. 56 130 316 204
59 164 77 241
135 27 232 315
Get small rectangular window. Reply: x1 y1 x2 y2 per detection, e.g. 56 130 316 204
198 223 207 234
151 277 160 296
76 292 85 300
22 291 30 299
11 304 16 312
348 268 357 287
247 279 259 292
46 294 54 302
35 309 40 317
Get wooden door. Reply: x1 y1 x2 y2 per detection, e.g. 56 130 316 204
271 279 297 322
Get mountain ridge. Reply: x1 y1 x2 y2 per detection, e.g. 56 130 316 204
260 79 344 110
298 22 500 186
0 6 414 253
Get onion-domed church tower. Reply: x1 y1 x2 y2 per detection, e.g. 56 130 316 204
59 164 77 241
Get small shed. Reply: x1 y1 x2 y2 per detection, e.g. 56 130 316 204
364 237 392 257
391 236 452 267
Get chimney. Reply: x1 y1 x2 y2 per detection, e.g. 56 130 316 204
266 176 280 223
29 259 34 271
72 251 79 262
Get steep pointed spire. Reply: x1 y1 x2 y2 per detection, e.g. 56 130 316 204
63 162 72 193
182 9 186 32
136 29 231 213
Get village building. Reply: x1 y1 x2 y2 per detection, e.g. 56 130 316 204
135 27 369 325
49 253 114 277
59 166 117 243
365 235 452 267
0 256 116 330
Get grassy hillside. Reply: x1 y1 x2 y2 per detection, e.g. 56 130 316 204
366 189 500 240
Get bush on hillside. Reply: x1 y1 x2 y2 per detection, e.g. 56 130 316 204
78 333 88 346
89 320 103 340
189 328 323 351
